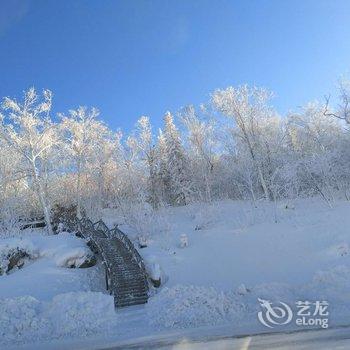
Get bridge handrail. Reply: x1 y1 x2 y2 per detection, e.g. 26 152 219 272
70 217 147 277
93 220 110 237
110 226 147 272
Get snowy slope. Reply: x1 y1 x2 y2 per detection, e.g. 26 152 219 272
0 233 105 300
136 199 350 289
1 199 350 349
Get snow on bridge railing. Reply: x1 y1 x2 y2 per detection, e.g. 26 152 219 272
93 220 110 236
65 216 148 277
109 225 147 272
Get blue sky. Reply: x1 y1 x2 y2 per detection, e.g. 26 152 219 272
0 0 349 131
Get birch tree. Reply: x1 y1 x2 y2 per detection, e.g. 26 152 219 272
60 106 111 218
0 88 57 234
181 105 216 202
212 86 277 200
133 116 160 208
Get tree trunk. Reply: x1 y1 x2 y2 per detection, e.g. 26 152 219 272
31 162 53 235
76 161 82 219
257 165 270 201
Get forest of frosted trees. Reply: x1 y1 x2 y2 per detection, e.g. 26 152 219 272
1 82 350 234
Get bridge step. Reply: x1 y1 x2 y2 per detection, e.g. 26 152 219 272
117 292 149 299
117 280 148 287
115 297 149 308
73 218 150 308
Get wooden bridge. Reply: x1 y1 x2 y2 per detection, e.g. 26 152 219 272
70 217 149 308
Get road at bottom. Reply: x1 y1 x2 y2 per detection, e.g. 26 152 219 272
100 326 350 350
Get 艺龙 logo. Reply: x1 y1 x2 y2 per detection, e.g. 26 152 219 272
257 299 329 329
257 298 293 328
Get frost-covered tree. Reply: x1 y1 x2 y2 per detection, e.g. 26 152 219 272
0 88 58 234
181 105 217 202
134 116 160 208
1 81 350 227
212 86 283 201
160 112 192 205
324 79 350 124
60 106 112 218
287 102 345 204
0 139 29 224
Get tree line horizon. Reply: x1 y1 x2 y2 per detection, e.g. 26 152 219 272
1 81 349 234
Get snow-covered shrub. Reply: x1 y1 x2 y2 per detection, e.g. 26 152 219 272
118 202 173 249
0 296 49 343
53 247 96 268
235 283 250 296
143 255 167 289
56 222 65 233
118 201 156 239
179 234 188 248
36 233 96 268
328 243 350 257
192 204 220 231
147 285 245 329
138 235 148 248
51 204 77 232
0 208 22 239
309 266 350 299
0 239 38 275
0 234 96 272
146 262 163 288
0 292 116 345
45 292 115 337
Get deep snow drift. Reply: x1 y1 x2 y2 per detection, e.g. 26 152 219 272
1 199 350 349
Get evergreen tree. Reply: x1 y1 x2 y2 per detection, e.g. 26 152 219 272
162 112 192 205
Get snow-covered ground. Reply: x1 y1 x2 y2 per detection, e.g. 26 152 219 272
1 199 350 349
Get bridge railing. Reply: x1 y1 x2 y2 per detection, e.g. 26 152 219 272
93 220 110 237
110 226 147 272
68 217 148 277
